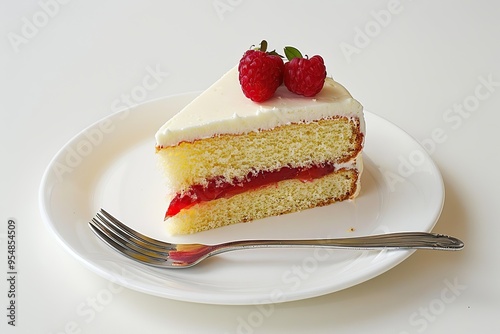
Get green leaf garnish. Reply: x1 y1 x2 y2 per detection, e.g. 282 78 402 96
284 46 303 61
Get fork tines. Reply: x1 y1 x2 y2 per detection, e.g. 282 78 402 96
88 209 176 266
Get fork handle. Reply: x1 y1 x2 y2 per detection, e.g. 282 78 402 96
214 232 464 253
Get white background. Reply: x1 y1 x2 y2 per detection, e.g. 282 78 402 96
2 0 499 333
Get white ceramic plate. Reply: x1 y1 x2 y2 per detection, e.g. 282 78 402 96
39 93 444 305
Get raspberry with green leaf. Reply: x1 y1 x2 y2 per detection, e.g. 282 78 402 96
283 46 326 97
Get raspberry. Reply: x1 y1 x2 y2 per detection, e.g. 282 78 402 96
238 41 284 102
283 46 326 97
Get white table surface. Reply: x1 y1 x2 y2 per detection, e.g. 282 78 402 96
2 0 499 333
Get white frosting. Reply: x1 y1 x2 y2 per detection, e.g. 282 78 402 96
155 66 364 147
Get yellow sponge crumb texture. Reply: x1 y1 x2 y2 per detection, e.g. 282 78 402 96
157 117 363 192
167 169 358 235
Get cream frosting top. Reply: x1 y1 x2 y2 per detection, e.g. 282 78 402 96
155 66 364 147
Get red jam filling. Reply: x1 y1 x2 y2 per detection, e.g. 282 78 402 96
165 163 337 219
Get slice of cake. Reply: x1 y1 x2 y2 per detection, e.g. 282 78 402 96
155 63 365 235
156 42 364 235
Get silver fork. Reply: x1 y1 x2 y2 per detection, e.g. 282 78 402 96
88 209 464 268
